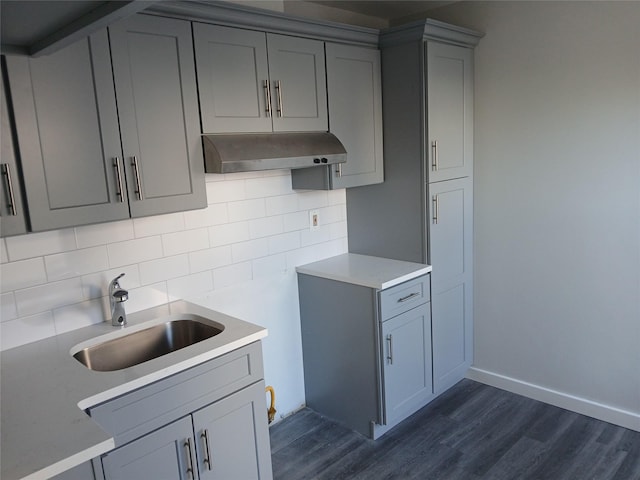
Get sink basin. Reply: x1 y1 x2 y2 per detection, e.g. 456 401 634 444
73 318 224 372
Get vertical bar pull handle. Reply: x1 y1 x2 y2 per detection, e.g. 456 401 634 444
1 163 17 216
184 438 194 479
201 429 213 471
275 80 284 117
263 80 272 117
432 195 439 225
431 140 438 171
131 156 143 200
113 158 124 203
335 163 342 178
387 334 393 365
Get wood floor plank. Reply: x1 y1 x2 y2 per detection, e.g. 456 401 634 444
269 380 640 480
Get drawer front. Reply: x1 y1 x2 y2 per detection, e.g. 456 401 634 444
89 341 263 446
379 275 430 320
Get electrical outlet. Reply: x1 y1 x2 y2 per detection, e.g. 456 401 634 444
309 209 320 231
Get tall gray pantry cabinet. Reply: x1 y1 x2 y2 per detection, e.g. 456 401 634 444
3 14 206 233
347 20 482 394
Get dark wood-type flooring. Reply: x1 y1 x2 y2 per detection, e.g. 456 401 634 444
270 380 640 480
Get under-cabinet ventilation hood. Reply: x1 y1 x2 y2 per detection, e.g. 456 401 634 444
202 132 347 173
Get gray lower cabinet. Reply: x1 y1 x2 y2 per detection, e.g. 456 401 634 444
194 23 327 134
0 63 28 237
298 273 432 439
4 14 205 233
291 43 383 190
90 341 273 480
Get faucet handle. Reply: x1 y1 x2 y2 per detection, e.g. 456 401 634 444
110 273 125 288
113 289 128 303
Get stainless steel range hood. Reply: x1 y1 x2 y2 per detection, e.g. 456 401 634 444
202 132 346 174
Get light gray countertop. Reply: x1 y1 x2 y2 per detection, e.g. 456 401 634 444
295 253 431 289
0 300 267 480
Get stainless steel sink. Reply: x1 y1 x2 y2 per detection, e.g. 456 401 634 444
73 318 224 372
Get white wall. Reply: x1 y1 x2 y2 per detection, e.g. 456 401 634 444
428 1 640 428
0 170 348 420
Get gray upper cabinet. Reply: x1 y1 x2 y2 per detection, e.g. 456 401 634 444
427 42 473 183
325 43 383 189
5 31 129 232
109 14 206 218
194 23 327 134
1 64 28 237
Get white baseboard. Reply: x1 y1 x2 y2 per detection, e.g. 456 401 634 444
466 367 640 432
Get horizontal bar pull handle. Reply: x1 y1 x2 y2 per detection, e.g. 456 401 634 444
201 429 213 471
431 140 438 171
1 163 17 216
387 334 393 365
184 438 194 480
131 156 143 201
263 80 272 117
275 80 283 117
397 292 420 303
432 195 439 225
113 158 124 203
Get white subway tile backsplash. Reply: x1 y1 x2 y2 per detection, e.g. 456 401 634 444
252 254 287 279
228 198 266 222
1 312 56 351
330 221 348 240
319 205 344 224
327 188 347 205
189 246 233 273
268 232 301 255
297 191 329 211
81 265 140 300
1 239 8 263
209 222 250 247
133 212 185 238
0 258 47 293
6 229 76 261
213 262 252 289
245 175 292 199
107 236 163 268
162 228 210 256
283 211 309 232
125 282 169 314
1 292 17 322
184 204 228 229
139 254 190 285
300 227 332 247
167 272 214 301
45 246 109 281
75 220 135 248
249 216 284 239
266 194 299 215
207 179 246 204
15 278 84 317
53 299 105 334
232 238 269 263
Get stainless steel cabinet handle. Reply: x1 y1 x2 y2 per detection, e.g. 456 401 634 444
398 292 420 303
130 156 143 200
275 80 284 117
1 163 17 216
431 140 438 171
263 80 272 117
335 163 342 178
184 438 194 479
201 429 213 471
387 334 393 365
113 158 124 203
432 195 439 225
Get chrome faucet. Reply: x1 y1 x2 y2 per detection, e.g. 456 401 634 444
109 273 128 326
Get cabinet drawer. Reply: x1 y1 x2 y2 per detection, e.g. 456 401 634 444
379 275 430 320
89 341 263 446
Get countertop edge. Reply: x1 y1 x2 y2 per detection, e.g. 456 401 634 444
24 439 115 480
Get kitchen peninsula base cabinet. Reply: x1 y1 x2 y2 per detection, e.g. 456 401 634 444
90 341 273 480
296 254 433 439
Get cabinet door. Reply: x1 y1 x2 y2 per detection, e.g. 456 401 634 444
1 63 28 236
267 34 327 133
428 177 473 393
193 24 272 134
110 14 206 218
381 302 432 425
193 381 273 480
5 32 129 232
426 42 473 182
101 416 197 480
326 43 383 189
